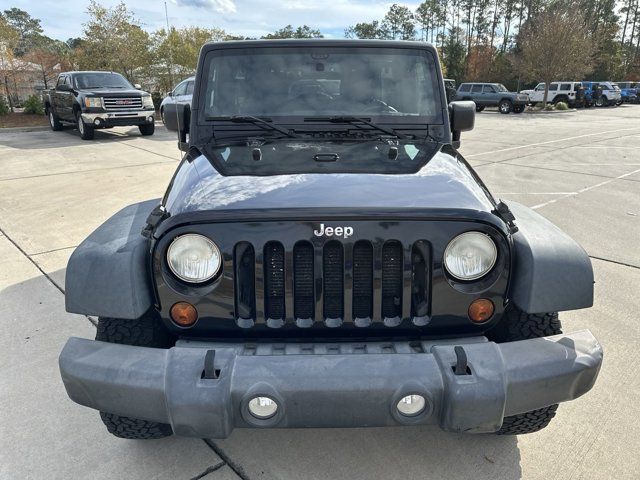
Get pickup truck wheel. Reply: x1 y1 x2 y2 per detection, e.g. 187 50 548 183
512 105 524 113
76 112 94 140
489 307 562 435
498 99 512 114
48 108 62 131
95 313 174 439
139 122 155 136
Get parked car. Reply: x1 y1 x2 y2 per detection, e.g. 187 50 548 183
160 76 194 125
456 83 528 113
581 81 621 107
614 81 638 104
59 39 602 441
519 81 584 107
42 71 156 140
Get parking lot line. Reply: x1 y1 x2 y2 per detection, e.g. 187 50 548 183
466 126 640 157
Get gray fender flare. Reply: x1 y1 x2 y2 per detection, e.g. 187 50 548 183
506 201 594 313
65 199 159 319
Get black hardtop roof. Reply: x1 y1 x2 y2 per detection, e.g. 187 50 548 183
201 38 437 52
59 70 125 76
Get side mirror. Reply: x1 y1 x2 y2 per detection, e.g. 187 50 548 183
163 103 190 151
449 101 475 149
134 84 142 90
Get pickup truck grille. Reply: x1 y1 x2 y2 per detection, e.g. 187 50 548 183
232 239 431 328
103 97 142 110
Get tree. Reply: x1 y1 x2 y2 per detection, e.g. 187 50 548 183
0 15 20 111
344 21 387 39
441 27 467 80
1 8 43 56
262 25 323 39
77 1 153 83
383 4 416 40
518 2 594 105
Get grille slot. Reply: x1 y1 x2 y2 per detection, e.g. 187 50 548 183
264 242 285 320
103 97 143 110
234 243 255 319
411 241 431 318
381 241 403 319
293 242 314 319
352 241 373 319
323 241 344 319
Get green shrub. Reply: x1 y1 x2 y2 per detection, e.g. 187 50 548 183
555 101 569 110
23 94 44 115
544 104 554 111
151 91 162 110
0 95 9 116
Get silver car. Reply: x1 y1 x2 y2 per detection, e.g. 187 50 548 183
160 76 194 125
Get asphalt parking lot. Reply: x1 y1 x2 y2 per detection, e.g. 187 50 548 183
1 107 639 480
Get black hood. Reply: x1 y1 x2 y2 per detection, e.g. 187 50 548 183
161 146 498 225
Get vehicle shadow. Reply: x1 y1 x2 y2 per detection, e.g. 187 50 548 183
211 425 522 479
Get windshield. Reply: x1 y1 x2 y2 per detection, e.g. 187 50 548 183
201 46 443 122
496 84 508 92
74 72 133 89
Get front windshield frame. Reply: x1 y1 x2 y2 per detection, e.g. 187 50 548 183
196 45 445 128
73 72 133 90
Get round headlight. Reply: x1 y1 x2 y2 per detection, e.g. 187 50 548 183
167 234 221 283
444 232 497 281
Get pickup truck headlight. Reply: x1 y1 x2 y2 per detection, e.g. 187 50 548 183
167 234 222 283
142 95 154 108
84 97 103 108
444 232 497 281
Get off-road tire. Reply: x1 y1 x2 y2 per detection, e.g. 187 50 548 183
489 307 562 435
139 122 155 136
47 107 63 131
475 105 485 112
76 111 94 140
498 99 512 114
95 313 174 439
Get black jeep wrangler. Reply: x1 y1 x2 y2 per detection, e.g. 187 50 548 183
59 40 602 440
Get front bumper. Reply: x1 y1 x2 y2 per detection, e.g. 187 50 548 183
59 330 602 438
81 110 154 128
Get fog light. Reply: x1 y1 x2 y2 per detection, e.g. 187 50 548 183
148 116 154 122
170 302 198 327
248 396 278 419
468 298 494 323
93 119 101 126
397 394 426 416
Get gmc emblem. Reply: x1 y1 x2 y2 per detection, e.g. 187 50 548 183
116 99 133 105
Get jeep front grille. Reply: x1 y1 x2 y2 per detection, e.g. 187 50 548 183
232 239 431 328
103 97 143 110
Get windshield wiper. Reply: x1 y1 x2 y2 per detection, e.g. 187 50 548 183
208 115 298 138
304 116 408 139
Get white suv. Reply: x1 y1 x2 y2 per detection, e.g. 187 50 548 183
520 81 582 105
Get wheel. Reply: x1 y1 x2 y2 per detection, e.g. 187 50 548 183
498 99 512 114
95 312 174 439
475 105 485 112
139 122 155 136
76 111 94 140
47 107 62 131
488 307 562 435
512 105 524 114
595 96 605 107
553 96 568 105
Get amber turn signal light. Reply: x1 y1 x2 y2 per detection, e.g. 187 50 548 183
170 302 198 327
468 298 494 323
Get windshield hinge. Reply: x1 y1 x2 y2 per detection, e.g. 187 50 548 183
141 205 169 238
494 201 518 233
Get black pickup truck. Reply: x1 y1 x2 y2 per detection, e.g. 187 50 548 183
43 71 156 140
59 40 601 441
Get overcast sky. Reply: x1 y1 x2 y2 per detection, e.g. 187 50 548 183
11 0 421 41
